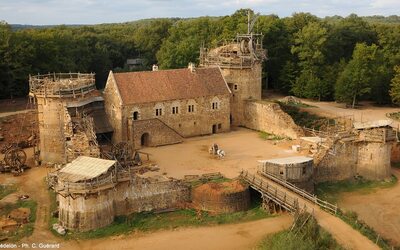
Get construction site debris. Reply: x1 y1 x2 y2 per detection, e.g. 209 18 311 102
280 96 302 105
8 207 30 224
52 223 66 235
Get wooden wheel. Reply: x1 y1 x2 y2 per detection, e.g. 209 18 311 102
4 148 27 169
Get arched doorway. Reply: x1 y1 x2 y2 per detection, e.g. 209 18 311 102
141 133 150 147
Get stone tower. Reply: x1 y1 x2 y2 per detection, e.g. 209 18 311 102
29 73 100 164
200 14 266 126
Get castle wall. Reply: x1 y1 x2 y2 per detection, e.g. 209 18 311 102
37 98 66 164
357 142 392 180
219 65 262 126
58 178 190 231
122 95 230 147
128 119 183 149
243 101 304 139
103 74 124 143
315 140 392 182
315 142 358 182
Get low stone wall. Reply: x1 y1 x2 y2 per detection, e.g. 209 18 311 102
191 180 250 213
314 141 358 182
58 177 190 231
315 140 392 182
357 142 392 180
243 100 304 139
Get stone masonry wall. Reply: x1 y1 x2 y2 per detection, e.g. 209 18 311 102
122 94 230 145
219 65 262 127
129 119 183 149
357 142 392 180
37 98 67 164
58 178 190 231
243 100 304 139
103 72 124 143
315 141 358 182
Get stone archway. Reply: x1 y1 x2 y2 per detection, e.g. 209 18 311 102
141 133 150 147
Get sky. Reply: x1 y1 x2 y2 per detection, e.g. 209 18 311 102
0 0 399 25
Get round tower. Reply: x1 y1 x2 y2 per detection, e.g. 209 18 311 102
29 73 99 164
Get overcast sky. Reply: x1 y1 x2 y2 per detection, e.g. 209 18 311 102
1 0 399 25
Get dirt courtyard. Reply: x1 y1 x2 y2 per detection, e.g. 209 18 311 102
141 128 301 179
338 168 400 246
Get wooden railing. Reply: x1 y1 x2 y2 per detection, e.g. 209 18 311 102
240 171 299 212
241 170 338 215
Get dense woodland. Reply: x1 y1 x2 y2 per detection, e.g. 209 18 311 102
1 9 400 107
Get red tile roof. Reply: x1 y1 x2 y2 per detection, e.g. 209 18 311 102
112 67 230 105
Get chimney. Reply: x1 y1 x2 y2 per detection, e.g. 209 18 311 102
152 64 159 71
188 62 196 73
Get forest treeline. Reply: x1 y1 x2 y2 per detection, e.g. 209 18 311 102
1 9 400 107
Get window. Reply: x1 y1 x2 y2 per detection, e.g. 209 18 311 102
218 123 222 129
302 166 306 175
212 102 219 110
188 104 195 113
133 111 139 120
172 106 179 114
234 84 238 91
155 108 163 116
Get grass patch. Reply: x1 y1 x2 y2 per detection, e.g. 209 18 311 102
257 213 343 250
187 176 232 188
259 131 286 141
0 184 17 200
0 199 38 242
55 201 270 240
278 102 330 130
387 111 400 121
48 188 59 235
316 175 397 204
337 210 395 250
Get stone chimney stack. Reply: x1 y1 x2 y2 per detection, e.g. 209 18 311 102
188 62 196 73
152 64 159 71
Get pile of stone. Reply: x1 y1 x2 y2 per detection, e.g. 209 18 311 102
52 223 66 235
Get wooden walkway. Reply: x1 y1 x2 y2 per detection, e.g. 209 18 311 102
240 170 380 250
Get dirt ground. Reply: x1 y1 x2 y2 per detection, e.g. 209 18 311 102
338 168 400 246
141 128 301 179
0 149 293 250
299 99 400 126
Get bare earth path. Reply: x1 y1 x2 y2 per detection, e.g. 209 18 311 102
245 173 380 250
0 167 292 250
62 216 292 250
339 168 400 246
300 99 400 127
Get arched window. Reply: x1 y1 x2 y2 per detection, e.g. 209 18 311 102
187 100 196 113
211 97 220 110
131 107 140 120
154 103 164 117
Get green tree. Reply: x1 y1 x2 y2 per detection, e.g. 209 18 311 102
335 43 380 108
291 22 330 100
389 65 400 104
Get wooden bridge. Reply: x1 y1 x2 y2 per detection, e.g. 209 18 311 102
240 170 380 250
